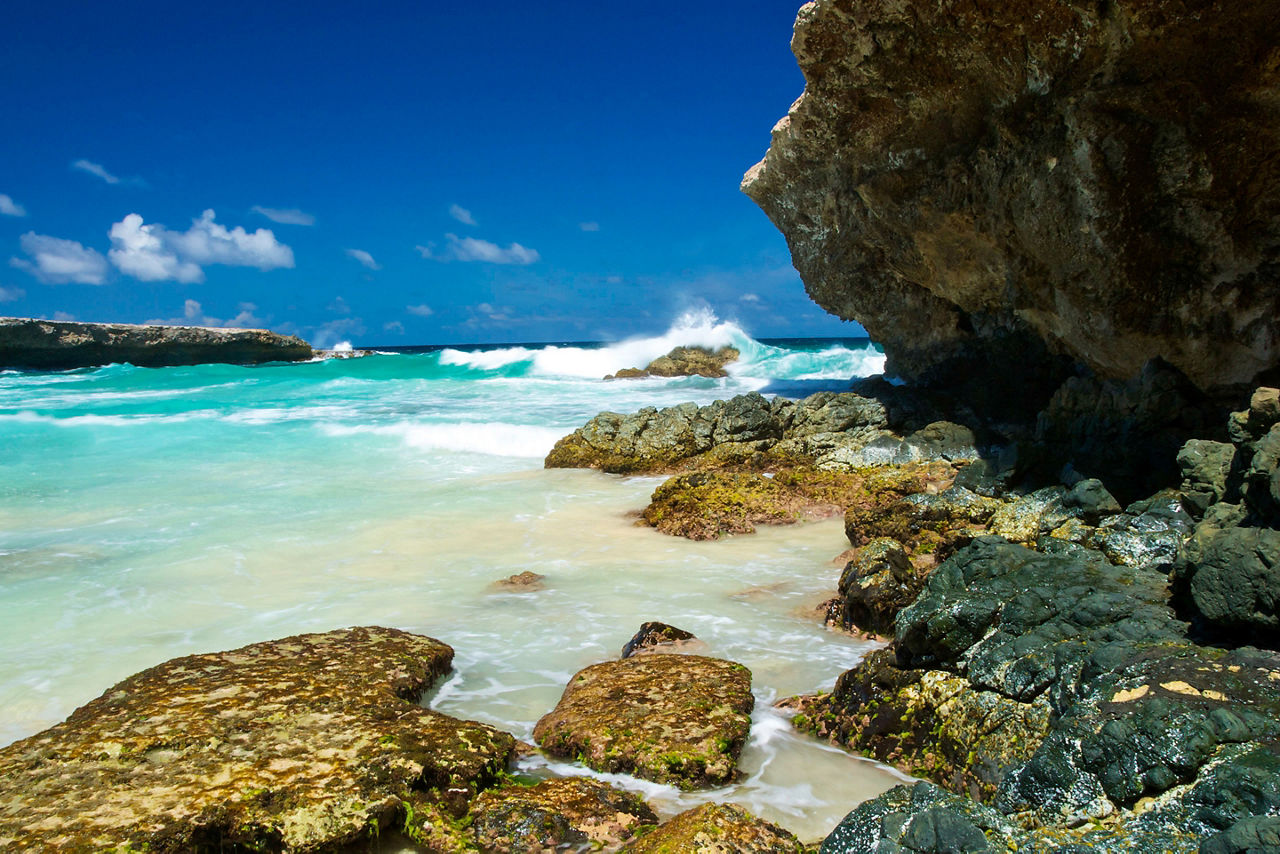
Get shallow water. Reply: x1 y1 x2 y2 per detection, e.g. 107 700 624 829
0 315 905 841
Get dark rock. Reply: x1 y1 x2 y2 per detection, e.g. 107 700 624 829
0 316 313 370
533 654 753 790
743 0 1280 403
621 622 697 659
621 802 804 853
1201 815 1280 854
469 776 657 853
0 627 515 852
1172 525 1280 643
1062 478 1122 524
1092 495 1196 573
1178 440 1240 517
836 538 919 636
820 782 1010 854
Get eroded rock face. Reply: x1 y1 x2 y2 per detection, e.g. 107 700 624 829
0 626 515 852
743 0 1280 400
606 346 741 380
0 316 313 369
533 654 753 790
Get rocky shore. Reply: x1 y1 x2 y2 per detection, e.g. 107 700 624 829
0 316 313 370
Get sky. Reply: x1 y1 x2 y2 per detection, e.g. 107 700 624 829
0 1 867 347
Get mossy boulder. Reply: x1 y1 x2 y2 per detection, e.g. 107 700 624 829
469 776 657 852
622 802 804 853
533 654 753 790
0 626 516 852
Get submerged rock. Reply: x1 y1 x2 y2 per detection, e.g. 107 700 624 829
0 316 313 370
469 776 657 853
0 626 515 852
622 802 804 853
533 654 753 790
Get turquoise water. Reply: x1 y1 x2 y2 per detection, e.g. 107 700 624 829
0 313 906 840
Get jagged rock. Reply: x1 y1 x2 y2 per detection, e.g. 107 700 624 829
0 627 515 852
492 571 547 591
605 346 740 380
620 622 698 659
1091 492 1195 573
1179 440 1240 517
468 776 657 853
742 0 1280 405
836 538 919 636
0 316 313 370
820 782 1013 854
622 802 804 854
1061 478 1122 524
533 655 753 790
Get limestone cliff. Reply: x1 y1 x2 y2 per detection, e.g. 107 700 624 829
0 316 313 370
744 0 1280 404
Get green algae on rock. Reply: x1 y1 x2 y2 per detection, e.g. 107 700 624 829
605 345 741 380
621 802 805 854
533 654 753 790
469 776 658 853
0 626 515 852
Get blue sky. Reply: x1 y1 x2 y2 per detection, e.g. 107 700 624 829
0 1 865 347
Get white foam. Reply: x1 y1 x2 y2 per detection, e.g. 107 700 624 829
0 410 214 427
321 420 565 458
439 346 536 371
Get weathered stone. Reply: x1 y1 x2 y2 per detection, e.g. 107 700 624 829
622 802 804 854
492 571 547 591
836 538 919 636
469 776 657 853
621 622 698 659
820 782 1011 854
1172 525 1280 643
605 346 741 380
743 0 1280 403
1062 478 1122 524
986 487 1064 545
533 655 753 790
0 627 515 852
1092 492 1195 573
641 471 805 540
0 316 313 370
1178 439 1240 517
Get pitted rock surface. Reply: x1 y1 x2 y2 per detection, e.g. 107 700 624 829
533 654 753 790
0 626 515 852
469 776 657 853
622 802 804 854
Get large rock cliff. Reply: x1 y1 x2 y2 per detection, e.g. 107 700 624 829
0 317 313 370
743 0 1280 406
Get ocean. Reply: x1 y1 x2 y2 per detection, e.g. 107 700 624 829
0 310 909 840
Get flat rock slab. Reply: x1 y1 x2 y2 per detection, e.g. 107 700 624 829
623 802 804 853
533 654 753 790
469 776 657 852
0 626 515 852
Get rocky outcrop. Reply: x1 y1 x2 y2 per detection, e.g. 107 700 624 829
620 622 698 659
469 777 657 852
0 626 515 852
622 802 805 853
743 0 1280 403
0 316 313 370
606 345 741 380
533 654 754 790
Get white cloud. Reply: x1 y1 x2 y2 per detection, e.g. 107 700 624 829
109 214 203 283
449 204 477 226
383 320 405 334
251 206 315 226
345 248 380 270
0 195 26 217
0 285 24 302
427 233 540 265
579 221 600 232
52 311 76 322
741 293 761 302
72 159 121 184
406 303 433 317
328 296 352 314
10 232 110 284
107 210 294 283
145 299 264 329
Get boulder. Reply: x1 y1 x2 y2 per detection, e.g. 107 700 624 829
742 0 1280 404
533 654 753 790
0 316 313 370
622 802 804 853
605 345 740 380
469 776 657 853
1172 525 1280 642
0 627 515 852
835 538 920 636
620 622 698 659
